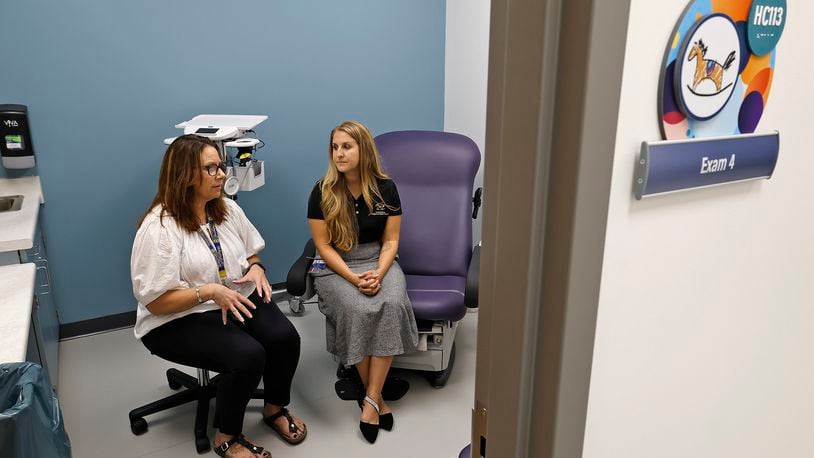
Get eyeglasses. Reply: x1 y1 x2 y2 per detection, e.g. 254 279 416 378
203 162 227 176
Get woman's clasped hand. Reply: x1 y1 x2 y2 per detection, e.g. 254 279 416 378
356 270 382 295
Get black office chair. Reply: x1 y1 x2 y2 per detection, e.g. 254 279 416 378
128 368 263 453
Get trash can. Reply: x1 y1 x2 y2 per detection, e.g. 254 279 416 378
0 362 71 457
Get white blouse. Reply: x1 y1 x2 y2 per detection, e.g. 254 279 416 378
131 198 265 339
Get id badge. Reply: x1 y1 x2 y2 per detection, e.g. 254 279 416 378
308 259 327 274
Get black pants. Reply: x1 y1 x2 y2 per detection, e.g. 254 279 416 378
141 292 300 436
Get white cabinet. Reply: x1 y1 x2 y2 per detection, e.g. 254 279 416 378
0 263 36 363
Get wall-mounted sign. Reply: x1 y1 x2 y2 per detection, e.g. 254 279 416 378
635 132 779 199
642 0 784 199
747 0 786 56
658 0 779 140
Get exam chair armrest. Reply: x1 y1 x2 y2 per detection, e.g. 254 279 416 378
472 187 483 219
286 238 316 297
464 243 480 308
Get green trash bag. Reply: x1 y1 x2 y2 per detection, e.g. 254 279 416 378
0 362 71 457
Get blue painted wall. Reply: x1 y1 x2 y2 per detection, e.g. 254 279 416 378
0 0 445 323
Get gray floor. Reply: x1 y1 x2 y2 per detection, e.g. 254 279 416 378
57 300 477 458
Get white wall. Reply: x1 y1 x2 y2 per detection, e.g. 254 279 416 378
583 1 814 457
445 0 490 242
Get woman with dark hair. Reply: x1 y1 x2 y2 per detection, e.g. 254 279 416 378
308 121 419 444
131 134 306 457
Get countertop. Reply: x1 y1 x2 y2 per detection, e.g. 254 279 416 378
0 263 36 363
0 176 43 251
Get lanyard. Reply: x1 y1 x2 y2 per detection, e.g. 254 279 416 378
197 218 228 285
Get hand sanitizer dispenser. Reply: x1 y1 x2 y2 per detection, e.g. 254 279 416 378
0 104 36 169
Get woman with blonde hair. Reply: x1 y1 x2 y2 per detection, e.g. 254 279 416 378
307 120 419 443
131 134 307 457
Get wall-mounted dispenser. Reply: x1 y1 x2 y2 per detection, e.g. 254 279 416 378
0 104 36 169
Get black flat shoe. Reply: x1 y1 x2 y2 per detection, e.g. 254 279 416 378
359 395 380 443
379 412 393 431
357 398 393 431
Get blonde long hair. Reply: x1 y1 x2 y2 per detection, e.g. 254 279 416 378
320 121 390 251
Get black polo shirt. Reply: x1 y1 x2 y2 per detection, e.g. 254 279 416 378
307 178 402 244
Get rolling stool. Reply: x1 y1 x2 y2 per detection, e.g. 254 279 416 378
129 368 264 453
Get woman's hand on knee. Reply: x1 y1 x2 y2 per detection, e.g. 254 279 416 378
207 284 256 324
233 264 272 303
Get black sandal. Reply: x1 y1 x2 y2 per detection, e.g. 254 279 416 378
359 395 380 443
213 434 271 457
262 407 307 445
357 397 393 431
213 436 239 457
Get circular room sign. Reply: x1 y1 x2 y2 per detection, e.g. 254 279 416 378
747 0 786 56
658 0 782 141
675 13 742 121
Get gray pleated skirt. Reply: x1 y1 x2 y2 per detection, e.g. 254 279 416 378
312 242 419 366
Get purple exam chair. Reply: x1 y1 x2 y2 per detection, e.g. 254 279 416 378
287 130 482 388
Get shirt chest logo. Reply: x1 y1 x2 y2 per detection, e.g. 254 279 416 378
369 202 388 216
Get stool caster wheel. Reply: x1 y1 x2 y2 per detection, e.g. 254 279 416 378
289 297 306 316
196 436 211 453
166 369 183 390
130 417 148 435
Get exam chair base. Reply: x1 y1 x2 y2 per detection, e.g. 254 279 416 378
128 368 264 454
393 320 458 388
332 319 458 395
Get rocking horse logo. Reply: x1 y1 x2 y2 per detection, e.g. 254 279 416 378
687 39 737 96
676 13 742 121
